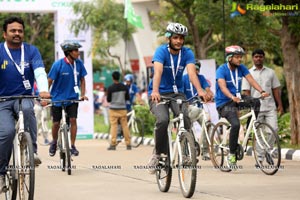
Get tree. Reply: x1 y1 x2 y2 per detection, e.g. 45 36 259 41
267 0 300 145
71 0 136 75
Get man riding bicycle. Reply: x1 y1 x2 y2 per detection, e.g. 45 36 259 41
48 41 88 157
147 22 210 174
0 16 50 193
215 45 269 169
183 60 214 160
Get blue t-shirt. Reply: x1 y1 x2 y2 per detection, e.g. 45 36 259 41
0 42 45 96
183 74 210 100
48 57 87 106
148 44 195 95
215 63 249 108
126 83 139 111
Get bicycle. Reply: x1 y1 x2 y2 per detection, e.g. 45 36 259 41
34 102 51 146
114 108 145 148
50 99 82 175
210 97 281 175
188 97 215 161
155 96 197 198
1 95 41 200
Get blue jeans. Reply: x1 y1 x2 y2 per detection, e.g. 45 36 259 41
0 99 37 175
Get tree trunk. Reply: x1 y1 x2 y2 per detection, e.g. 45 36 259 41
280 19 300 145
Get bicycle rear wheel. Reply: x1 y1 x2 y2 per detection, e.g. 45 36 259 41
18 131 35 200
178 131 197 198
5 149 17 200
129 117 144 148
253 122 281 175
210 122 231 172
156 152 172 193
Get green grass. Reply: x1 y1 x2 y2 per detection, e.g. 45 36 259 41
94 114 109 133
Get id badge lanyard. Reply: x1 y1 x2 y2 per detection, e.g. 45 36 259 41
168 47 181 93
4 42 31 90
227 63 241 98
66 58 79 94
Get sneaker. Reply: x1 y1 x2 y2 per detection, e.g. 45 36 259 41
49 142 57 157
202 152 211 161
34 153 42 166
0 175 5 194
107 145 116 151
71 145 79 156
126 145 132 150
147 154 160 174
227 153 237 169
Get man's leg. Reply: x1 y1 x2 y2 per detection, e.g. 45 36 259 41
0 101 16 176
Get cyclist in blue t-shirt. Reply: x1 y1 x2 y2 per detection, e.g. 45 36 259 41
0 16 50 190
215 45 269 169
48 41 88 157
146 22 210 174
183 60 214 160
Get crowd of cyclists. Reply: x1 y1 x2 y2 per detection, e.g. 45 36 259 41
0 15 283 196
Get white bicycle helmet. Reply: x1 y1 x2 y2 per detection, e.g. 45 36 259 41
225 45 245 57
165 22 188 37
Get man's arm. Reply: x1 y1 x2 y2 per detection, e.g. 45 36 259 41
151 61 163 102
217 78 240 102
272 87 284 115
186 64 208 100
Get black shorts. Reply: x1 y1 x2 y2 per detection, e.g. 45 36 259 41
51 103 78 122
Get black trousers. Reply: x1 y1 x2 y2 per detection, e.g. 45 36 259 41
217 96 260 154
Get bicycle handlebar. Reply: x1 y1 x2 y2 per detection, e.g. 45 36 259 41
159 96 190 105
0 95 40 102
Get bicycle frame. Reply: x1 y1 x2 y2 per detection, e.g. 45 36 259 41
219 107 272 152
192 105 212 146
167 111 186 167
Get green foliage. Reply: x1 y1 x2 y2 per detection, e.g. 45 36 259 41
278 113 291 145
133 105 155 136
71 0 136 67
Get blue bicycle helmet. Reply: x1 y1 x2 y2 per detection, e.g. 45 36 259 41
124 74 134 82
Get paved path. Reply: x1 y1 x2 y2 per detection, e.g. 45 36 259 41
24 139 300 200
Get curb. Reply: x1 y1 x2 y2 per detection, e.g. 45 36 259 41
94 133 300 161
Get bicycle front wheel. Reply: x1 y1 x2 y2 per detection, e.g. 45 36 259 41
62 125 72 175
18 131 35 200
129 117 144 148
253 122 281 175
5 149 17 200
178 131 197 198
210 122 231 172
156 151 172 193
